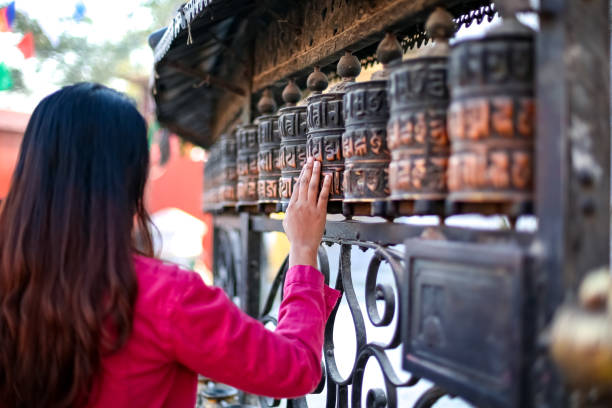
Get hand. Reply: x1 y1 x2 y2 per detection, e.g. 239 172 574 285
282 157 331 269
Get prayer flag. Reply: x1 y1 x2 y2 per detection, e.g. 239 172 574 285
17 32 35 59
73 1 86 22
0 2 15 32
0 62 13 91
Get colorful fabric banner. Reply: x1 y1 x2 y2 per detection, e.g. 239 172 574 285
0 62 13 91
0 2 15 32
73 1 86 22
17 32 34 59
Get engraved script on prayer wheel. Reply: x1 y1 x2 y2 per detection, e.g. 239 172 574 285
387 8 454 210
219 131 237 206
256 88 281 204
342 80 390 202
306 54 360 206
236 124 259 205
204 143 222 212
278 80 307 211
446 6 534 213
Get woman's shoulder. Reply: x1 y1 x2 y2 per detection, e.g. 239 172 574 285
132 254 201 307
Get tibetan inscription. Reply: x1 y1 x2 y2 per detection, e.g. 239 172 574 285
278 106 308 204
447 32 534 207
342 80 390 201
307 92 346 203
236 124 259 204
388 58 450 201
257 114 281 203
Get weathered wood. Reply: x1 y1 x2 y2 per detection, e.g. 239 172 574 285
252 0 433 92
251 0 487 92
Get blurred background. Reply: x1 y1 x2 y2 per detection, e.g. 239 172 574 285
0 0 214 279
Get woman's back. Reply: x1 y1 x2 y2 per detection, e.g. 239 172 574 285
0 83 337 407
91 255 338 408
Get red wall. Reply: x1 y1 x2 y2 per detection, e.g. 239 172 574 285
145 135 212 269
0 110 29 200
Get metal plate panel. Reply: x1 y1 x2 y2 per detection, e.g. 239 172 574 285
403 240 526 407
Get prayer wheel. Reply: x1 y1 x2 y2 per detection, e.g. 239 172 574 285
278 79 307 211
256 88 281 211
204 143 222 212
219 131 237 208
446 3 534 215
387 8 454 216
236 124 259 208
306 53 361 213
342 80 390 214
342 33 401 216
203 146 214 212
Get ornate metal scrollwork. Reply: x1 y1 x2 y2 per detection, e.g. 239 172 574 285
212 228 459 408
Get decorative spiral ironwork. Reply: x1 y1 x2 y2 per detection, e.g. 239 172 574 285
212 224 458 408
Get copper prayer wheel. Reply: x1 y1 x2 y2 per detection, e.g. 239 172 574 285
219 131 237 207
306 94 344 202
278 80 307 211
204 143 222 212
306 54 360 212
256 88 281 208
342 80 390 209
203 146 214 212
236 124 259 207
446 4 534 215
387 8 454 216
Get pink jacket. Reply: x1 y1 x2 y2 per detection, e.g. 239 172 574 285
88 255 341 407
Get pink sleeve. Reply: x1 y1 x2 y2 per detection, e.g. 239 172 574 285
170 265 341 399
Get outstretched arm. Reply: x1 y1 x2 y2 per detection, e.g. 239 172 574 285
170 157 339 398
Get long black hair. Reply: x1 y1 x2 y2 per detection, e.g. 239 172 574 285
0 82 153 407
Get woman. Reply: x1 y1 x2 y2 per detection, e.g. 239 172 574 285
0 83 338 408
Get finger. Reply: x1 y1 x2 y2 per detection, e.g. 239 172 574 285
318 174 331 210
299 157 313 200
288 163 307 209
308 160 321 203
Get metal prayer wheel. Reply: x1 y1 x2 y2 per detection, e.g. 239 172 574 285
342 80 390 211
205 143 224 212
387 8 454 215
278 79 307 211
256 88 281 209
306 54 360 211
219 131 237 207
203 148 214 212
341 33 401 216
446 4 534 215
236 124 259 207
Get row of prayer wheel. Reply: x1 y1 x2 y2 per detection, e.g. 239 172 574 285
203 5 534 217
